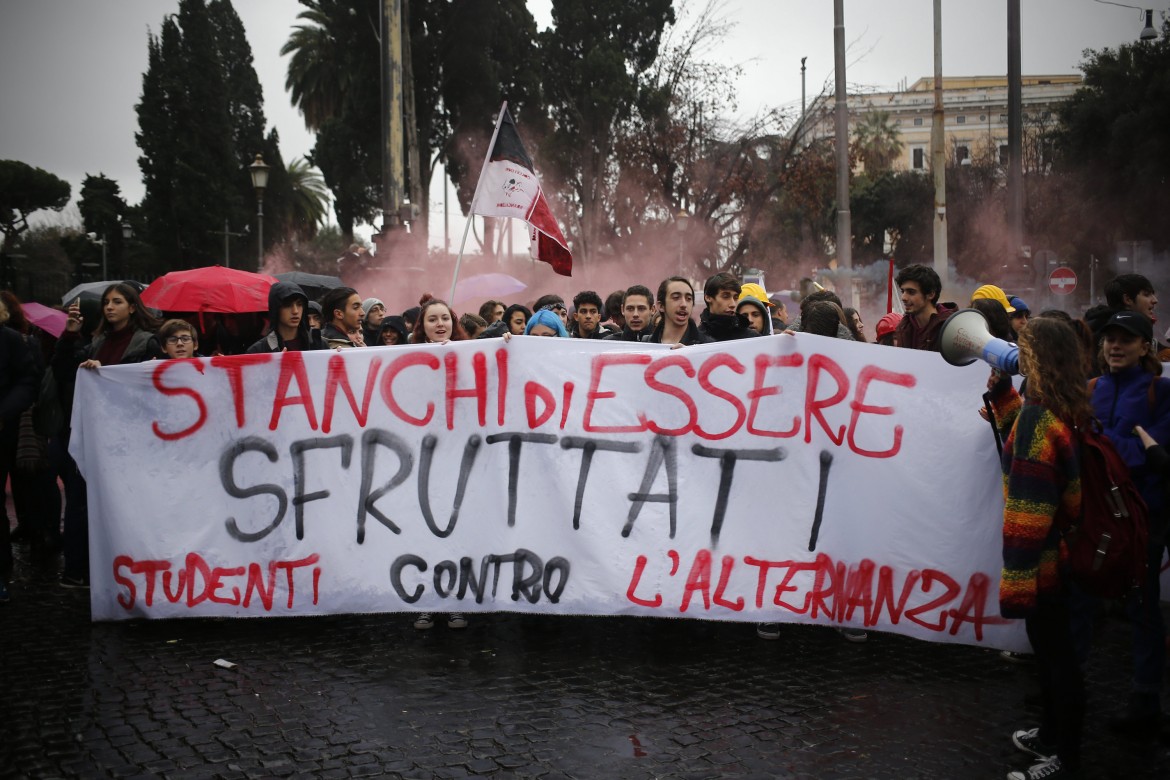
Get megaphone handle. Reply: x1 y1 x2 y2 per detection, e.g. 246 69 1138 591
982 391 1003 456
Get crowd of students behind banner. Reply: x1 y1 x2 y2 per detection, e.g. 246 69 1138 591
1 264 1168 778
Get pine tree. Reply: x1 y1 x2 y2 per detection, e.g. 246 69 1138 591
136 0 286 270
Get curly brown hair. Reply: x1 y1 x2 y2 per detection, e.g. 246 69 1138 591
1017 317 1092 427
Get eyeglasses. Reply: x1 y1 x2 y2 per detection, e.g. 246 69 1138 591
165 335 194 345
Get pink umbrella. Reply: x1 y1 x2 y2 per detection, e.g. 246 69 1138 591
452 272 527 304
23 301 68 337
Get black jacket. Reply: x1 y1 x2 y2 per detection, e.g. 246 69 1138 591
52 327 162 424
698 310 760 342
247 282 325 353
0 326 38 427
647 318 713 345
603 325 653 342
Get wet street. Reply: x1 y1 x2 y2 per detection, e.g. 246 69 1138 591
2 542 1169 779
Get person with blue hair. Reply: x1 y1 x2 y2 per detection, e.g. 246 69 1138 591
524 307 569 337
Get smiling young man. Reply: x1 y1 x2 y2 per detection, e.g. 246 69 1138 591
604 285 656 341
893 263 950 351
648 276 711 345
698 272 759 341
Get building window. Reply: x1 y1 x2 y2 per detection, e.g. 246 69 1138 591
957 115 966 124
956 145 969 163
913 117 923 126
913 147 926 169
999 144 1010 165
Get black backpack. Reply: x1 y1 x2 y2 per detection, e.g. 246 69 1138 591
1062 422 1149 598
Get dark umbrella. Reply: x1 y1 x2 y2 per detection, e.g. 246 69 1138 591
274 271 344 301
61 279 145 305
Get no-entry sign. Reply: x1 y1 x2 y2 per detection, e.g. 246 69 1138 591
1049 266 1077 295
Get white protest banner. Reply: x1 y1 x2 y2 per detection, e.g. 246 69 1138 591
71 334 1027 650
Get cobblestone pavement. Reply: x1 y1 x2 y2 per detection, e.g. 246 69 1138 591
2 543 1168 780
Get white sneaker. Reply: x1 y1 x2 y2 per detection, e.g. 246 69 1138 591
447 613 468 629
1011 727 1055 760
837 627 868 643
1007 756 1066 780
413 613 434 630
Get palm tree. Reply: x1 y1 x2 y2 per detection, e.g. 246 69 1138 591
853 111 904 173
281 0 378 131
281 0 380 239
285 158 330 240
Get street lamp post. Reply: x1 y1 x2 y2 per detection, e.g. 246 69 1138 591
676 210 689 275
249 153 270 267
1093 1 1160 40
120 221 132 278
87 233 108 279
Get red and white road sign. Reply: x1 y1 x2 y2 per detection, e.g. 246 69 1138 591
1049 266 1077 295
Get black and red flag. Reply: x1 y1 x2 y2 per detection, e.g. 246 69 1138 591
469 103 572 276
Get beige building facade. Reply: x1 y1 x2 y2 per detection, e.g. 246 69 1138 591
806 75 1083 171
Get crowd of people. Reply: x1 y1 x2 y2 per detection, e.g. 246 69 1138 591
1 264 1168 778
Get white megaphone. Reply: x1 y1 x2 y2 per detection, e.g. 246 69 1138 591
939 308 1020 374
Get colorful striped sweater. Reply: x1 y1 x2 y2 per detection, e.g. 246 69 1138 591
990 386 1081 618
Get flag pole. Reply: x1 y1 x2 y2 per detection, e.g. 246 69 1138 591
449 101 508 303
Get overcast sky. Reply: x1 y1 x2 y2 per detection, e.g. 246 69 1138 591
0 0 1160 246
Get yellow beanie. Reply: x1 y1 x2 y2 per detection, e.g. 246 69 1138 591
970 284 1015 313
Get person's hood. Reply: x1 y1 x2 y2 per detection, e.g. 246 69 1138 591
266 281 310 347
477 320 509 339
268 281 309 317
379 315 408 343
736 296 773 335
1084 304 1116 337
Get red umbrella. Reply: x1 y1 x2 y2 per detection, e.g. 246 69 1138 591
142 266 277 313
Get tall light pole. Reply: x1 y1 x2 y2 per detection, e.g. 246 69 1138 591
833 0 851 272
379 0 405 235
931 0 948 287
1007 0 1023 261
249 153 270 268
801 56 807 121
